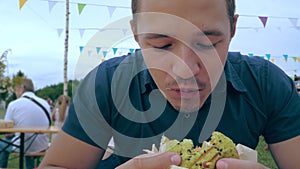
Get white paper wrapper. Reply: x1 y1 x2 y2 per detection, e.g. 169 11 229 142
236 144 257 162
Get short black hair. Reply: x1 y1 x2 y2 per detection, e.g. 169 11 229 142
131 0 236 32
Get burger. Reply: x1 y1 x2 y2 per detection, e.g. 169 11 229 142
144 131 257 169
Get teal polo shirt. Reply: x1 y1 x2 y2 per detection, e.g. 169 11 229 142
63 51 300 168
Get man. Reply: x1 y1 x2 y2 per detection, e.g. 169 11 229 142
39 0 300 168
0 78 51 169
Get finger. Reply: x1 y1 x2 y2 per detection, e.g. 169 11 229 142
116 152 181 169
216 158 270 169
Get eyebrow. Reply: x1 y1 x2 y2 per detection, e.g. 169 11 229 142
144 34 170 39
198 30 224 36
143 30 224 39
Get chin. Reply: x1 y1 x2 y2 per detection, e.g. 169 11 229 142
171 102 202 113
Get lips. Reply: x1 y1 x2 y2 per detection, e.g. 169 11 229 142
166 87 203 99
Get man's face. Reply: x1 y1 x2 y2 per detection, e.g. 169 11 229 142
132 0 236 112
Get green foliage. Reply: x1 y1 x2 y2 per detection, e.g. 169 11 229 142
255 136 278 169
35 79 80 102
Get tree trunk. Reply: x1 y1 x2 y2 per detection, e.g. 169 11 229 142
63 0 70 96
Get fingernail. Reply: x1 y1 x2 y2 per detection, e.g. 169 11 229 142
171 155 181 164
217 160 228 169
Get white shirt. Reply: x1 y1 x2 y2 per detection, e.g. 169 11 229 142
4 92 51 154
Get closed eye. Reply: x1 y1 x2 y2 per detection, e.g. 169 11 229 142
153 44 172 50
195 42 217 49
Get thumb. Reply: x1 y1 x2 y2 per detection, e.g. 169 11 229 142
116 152 181 169
216 158 270 169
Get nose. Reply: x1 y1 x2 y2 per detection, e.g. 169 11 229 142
172 45 200 79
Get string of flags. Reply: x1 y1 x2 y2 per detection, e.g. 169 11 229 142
79 46 137 57
248 53 300 63
19 0 300 29
18 0 300 39
78 45 300 65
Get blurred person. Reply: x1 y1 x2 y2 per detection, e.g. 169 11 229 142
51 95 70 127
39 0 300 168
0 78 51 169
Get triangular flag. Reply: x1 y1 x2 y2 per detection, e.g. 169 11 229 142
113 48 118 55
19 0 28 10
266 54 271 60
57 29 63 37
130 49 135 53
297 58 300 63
259 16 268 28
107 6 116 18
253 28 260 32
283 54 288 62
293 57 297 62
79 29 85 38
96 47 101 54
48 1 57 13
79 46 84 53
88 50 92 57
101 58 105 62
103 51 108 58
248 53 254 57
271 58 275 63
122 29 128 36
78 3 86 15
288 18 298 27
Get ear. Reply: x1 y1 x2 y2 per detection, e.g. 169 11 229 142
130 19 139 43
231 14 239 38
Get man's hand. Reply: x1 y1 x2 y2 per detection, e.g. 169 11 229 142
216 158 270 169
116 152 181 169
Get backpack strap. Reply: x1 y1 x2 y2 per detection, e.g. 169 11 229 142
23 96 51 126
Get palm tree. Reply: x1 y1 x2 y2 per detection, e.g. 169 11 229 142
63 0 70 96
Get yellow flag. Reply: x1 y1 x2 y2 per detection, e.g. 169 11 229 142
271 58 275 63
19 0 27 10
298 58 300 63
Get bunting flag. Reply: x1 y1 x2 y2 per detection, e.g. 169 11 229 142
79 46 84 53
57 29 63 37
288 18 298 27
130 49 135 53
283 54 288 62
78 3 87 15
79 29 85 38
122 29 128 36
103 51 108 58
266 54 271 60
88 50 92 57
253 28 260 32
101 58 105 62
298 58 300 63
96 47 101 54
271 58 275 63
293 57 297 62
107 6 116 18
48 1 57 13
113 48 118 55
19 0 28 10
248 53 254 57
259 16 268 28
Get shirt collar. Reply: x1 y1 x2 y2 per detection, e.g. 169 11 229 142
21 91 35 98
224 52 247 92
139 52 247 94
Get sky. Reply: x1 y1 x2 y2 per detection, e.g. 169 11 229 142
0 0 300 89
